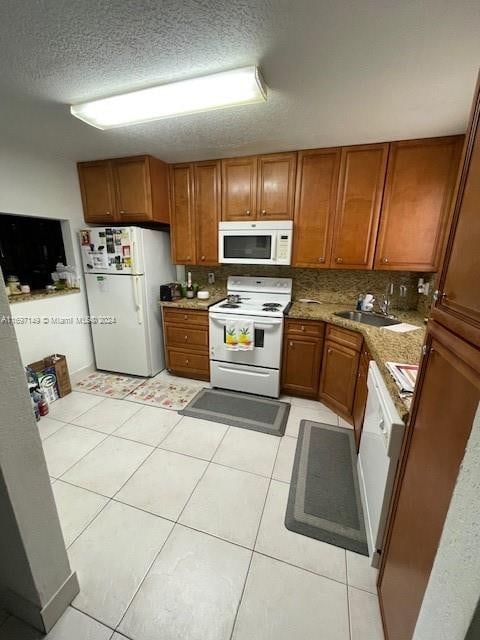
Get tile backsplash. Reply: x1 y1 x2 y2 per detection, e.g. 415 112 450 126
190 266 430 311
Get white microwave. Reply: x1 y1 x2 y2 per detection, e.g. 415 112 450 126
218 221 293 265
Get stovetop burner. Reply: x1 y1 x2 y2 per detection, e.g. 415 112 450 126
263 303 282 309
219 303 240 309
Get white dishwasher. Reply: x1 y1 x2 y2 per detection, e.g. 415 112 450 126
357 361 405 567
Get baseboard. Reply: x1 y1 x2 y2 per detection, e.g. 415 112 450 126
0 571 79 633
69 362 95 385
40 570 79 633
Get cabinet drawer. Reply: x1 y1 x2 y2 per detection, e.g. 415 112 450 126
165 325 208 350
326 324 363 351
167 348 210 379
163 308 209 327
285 319 325 338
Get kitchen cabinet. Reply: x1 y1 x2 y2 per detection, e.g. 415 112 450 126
78 155 169 224
432 82 480 349
352 346 371 449
292 148 341 268
194 160 221 265
163 308 210 381
331 144 389 269
374 136 463 271
221 152 297 221
169 160 221 266
378 322 480 640
281 319 324 398
257 153 297 220
169 163 196 265
221 156 257 221
319 325 362 420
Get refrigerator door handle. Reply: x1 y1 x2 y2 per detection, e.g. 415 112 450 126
132 239 137 273
132 276 143 324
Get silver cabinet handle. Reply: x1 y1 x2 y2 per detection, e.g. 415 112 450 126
201 256 205 261
185 359 189 365
318 256 325 263
336 257 343 263
245 210 251 215
120 210 125 214
261 209 267 215
382 257 389 263
300 325 305 332
184 335 188 341
289 341 293 348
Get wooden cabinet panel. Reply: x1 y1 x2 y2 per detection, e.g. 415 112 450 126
257 152 296 220
78 161 116 223
169 164 196 265
352 347 371 450
331 144 389 269
379 323 480 640
326 324 363 352
432 81 480 349
163 308 209 326
221 156 257 221
374 136 463 271
194 160 221 265
164 325 209 350
114 157 151 221
166 348 210 380
282 334 323 398
284 319 325 338
293 148 341 268
319 339 359 417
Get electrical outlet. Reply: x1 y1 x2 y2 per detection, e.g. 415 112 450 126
208 272 215 285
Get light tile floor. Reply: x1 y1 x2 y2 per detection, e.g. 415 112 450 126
0 376 384 640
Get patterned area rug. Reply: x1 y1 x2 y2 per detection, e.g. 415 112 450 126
74 371 145 399
126 378 204 411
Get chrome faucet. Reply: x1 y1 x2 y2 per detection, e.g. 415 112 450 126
375 283 394 316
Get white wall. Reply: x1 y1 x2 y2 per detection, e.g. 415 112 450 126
0 144 94 375
413 404 480 640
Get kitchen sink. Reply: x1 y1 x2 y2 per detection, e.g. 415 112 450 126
334 310 401 327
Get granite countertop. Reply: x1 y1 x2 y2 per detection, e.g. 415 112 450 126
288 302 426 420
7 288 81 305
159 290 226 310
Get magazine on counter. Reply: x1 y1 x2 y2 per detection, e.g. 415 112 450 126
386 361 419 395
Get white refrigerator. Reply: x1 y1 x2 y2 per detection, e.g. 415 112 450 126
79 226 176 377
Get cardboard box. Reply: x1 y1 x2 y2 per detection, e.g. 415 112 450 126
28 354 72 399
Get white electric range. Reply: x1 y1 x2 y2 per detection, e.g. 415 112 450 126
209 276 292 398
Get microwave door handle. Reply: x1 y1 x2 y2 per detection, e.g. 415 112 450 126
270 233 277 261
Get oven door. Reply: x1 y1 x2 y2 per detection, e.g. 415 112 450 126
209 313 283 368
219 229 277 264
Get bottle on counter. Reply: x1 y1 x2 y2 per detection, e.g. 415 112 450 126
186 272 195 299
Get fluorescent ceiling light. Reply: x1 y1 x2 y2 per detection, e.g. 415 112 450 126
70 66 267 130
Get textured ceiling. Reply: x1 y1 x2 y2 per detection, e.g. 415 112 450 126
1 0 480 163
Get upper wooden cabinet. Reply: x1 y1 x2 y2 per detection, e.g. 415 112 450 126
432 81 480 349
374 136 463 271
293 148 341 268
221 152 297 221
194 160 221 265
257 153 297 219
169 164 196 265
331 144 389 269
78 155 169 225
221 156 257 221
169 160 221 266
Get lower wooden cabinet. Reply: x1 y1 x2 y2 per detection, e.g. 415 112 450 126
163 308 210 381
352 346 371 449
281 320 324 398
319 326 362 420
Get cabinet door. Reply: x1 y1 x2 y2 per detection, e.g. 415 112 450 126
352 348 370 449
221 156 257 221
293 148 341 268
113 156 152 221
194 160 221 265
432 80 480 349
169 164 196 265
331 144 388 269
257 152 297 220
77 161 116 223
374 136 463 271
319 339 359 416
281 335 323 398
379 323 480 640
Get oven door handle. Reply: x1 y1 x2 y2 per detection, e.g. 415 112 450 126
216 365 271 378
210 316 282 328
